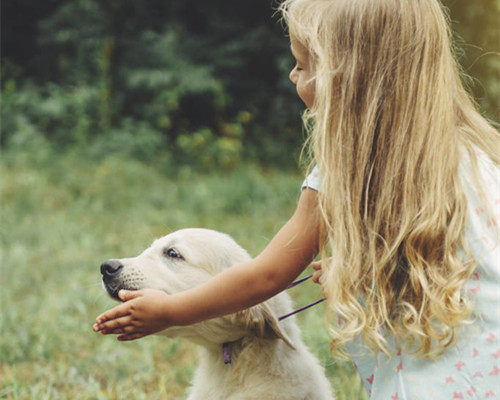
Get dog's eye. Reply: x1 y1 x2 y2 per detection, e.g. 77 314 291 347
163 248 182 260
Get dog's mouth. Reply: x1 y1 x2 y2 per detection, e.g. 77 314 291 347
102 278 145 301
102 279 122 300
100 260 148 301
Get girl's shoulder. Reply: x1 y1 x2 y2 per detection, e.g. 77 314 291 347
458 146 499 188
458 147 499 221
301 165 322 192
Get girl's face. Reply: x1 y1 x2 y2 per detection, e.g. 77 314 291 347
289 36 315 109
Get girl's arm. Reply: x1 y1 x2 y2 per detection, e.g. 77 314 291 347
93 188 321 340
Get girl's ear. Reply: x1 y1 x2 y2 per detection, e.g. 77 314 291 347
237 303 295 349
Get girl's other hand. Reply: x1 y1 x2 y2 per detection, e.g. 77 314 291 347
93 288 172 341
311 260 322 284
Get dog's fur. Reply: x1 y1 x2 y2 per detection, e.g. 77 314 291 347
101 228 334 400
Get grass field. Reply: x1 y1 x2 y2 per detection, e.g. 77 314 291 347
0 149 367 399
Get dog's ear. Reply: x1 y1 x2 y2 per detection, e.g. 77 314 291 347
237 303 295 350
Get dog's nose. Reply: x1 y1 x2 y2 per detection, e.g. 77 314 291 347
100 259 123 277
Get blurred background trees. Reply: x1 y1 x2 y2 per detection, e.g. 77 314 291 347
2 0 499 171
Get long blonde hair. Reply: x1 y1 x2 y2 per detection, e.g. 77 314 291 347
280 0 499 358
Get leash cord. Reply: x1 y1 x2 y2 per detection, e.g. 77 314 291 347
279 274 326 321
278 297 327 321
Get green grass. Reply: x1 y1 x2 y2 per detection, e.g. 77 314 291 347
0 150 367 400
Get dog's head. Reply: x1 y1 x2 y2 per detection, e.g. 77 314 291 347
100 228 293 347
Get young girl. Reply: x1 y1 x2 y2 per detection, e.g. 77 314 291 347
94 0 499 398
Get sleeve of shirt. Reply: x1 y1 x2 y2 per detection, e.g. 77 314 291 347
301 165 322 192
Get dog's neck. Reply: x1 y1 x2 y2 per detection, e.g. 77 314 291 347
221 338 246 364
160 317 249 346
201 335 286 367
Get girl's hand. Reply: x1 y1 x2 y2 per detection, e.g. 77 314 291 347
93 288 171 341
311 260 322 284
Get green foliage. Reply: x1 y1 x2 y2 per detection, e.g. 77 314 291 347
1 81 101 147
2 0 303 169
443 0 500 121
3 0 496 168
176 126 243 170
88 119 166 161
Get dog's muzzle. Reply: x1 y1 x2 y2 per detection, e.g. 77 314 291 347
100 259 124 299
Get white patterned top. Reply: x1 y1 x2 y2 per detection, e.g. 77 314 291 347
302 151 500 400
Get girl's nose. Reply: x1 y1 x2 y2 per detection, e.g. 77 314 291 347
289 67 298 85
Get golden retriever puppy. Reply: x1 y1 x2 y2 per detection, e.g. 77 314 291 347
100 228 334 400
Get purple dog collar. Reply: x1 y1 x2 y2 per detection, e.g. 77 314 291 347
222 342 231 364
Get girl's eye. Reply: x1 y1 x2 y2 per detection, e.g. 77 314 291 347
164 248 182 259
293 63 303 72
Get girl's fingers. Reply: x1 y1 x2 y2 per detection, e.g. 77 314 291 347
93 314 132 333
311 261 321 270
95 302 131 324
311 261 322 283
312 270 322 284
118 289 142 302
118 332 146 341
103 324 139 335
